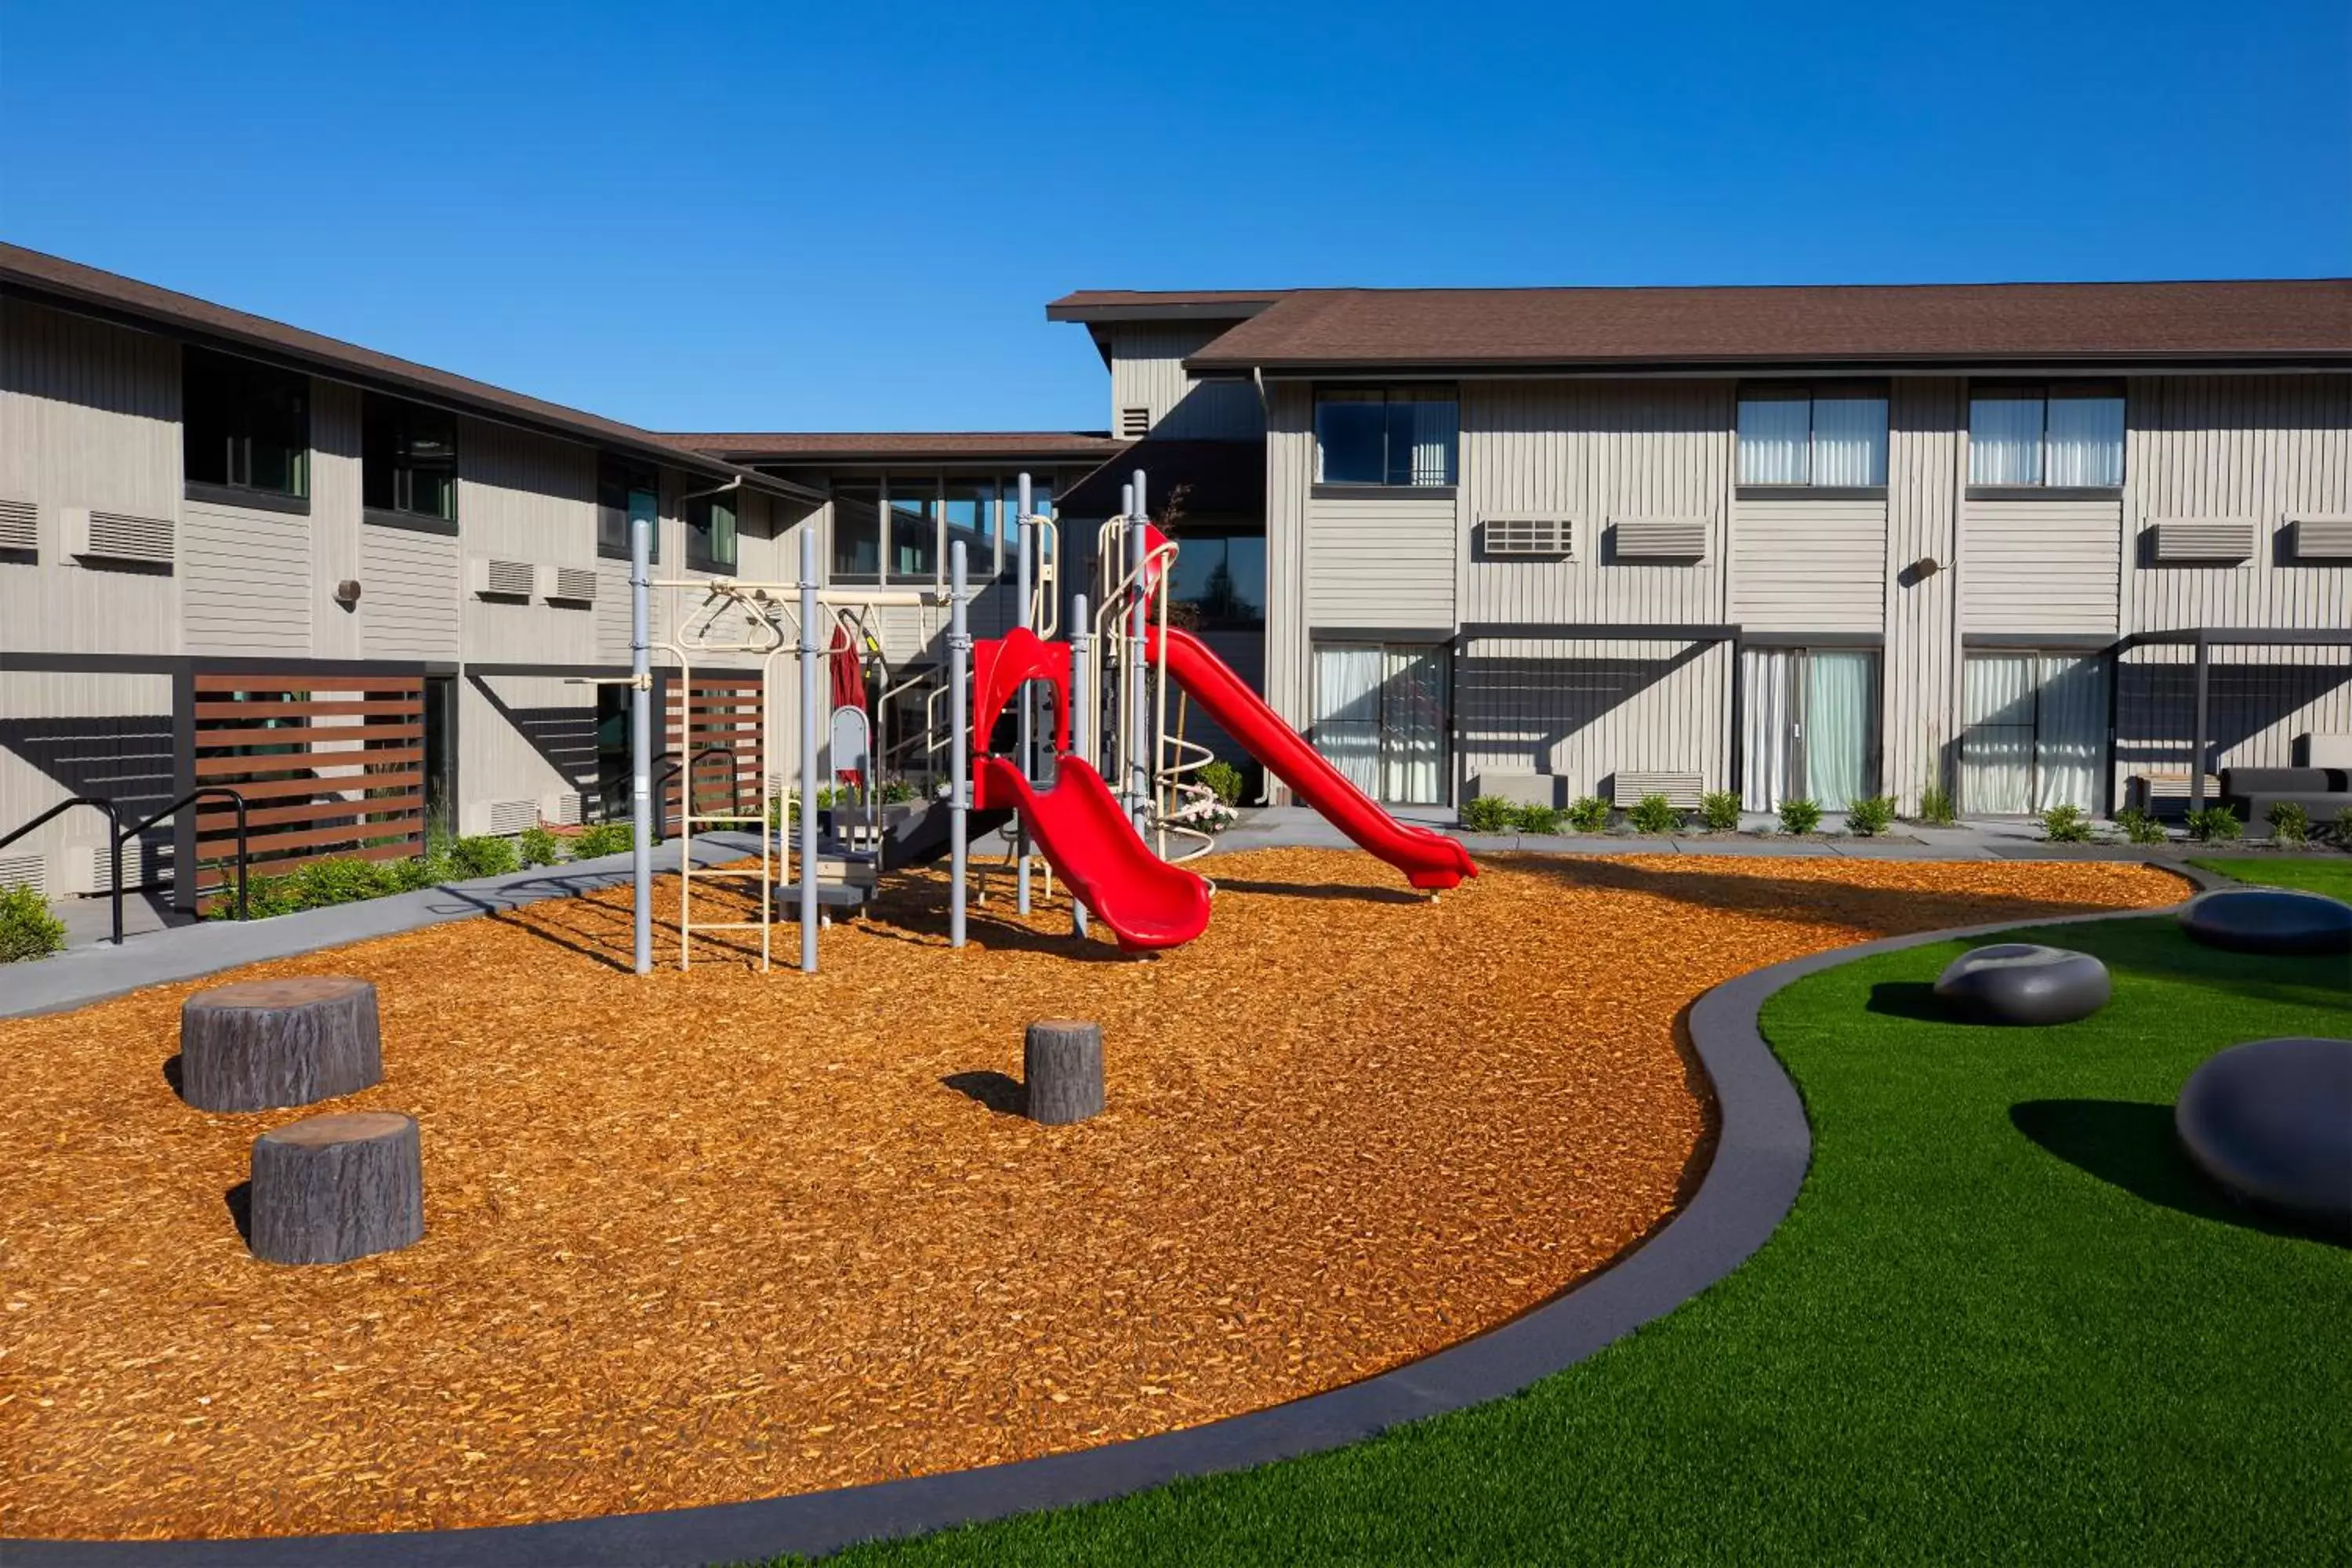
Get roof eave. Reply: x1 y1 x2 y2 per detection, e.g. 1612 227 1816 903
1191 350 2352 378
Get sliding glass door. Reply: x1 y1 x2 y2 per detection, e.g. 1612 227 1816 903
1740 646 1880 811
1311 642 1450 806
1960 653 2109 815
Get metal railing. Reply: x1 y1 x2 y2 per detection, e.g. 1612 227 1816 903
0 786 251 946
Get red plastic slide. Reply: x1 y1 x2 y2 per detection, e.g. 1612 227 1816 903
1149 627 1477 891
975 753 1212 952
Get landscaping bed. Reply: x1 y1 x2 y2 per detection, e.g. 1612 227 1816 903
0 851 2182 1541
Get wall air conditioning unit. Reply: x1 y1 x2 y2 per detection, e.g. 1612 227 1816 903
0 498 36 554
1611 516 1709 561
2290 514 2352 561
1481 515 1574 558
470 555 540 598
64 506 175 566
1119 405 1152 438
0 851 45 897
546 566 597 604
2151 518 2256 563
485 798 539 837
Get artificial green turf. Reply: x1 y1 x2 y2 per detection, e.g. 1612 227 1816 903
785 917 2350 1567
2189 855 2352 901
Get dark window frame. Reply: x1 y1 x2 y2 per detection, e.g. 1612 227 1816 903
1167 532 1268 629
686 491 739 575
1312 385 1460 488
182 347 311 510
1965 379 2127 494
1734 381 1890 492
361 393 459 534
597 456 661 564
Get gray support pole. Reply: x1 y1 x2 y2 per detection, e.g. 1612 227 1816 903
1125 478 1150 837
629 509 654 975
949 540 970 949
1069 591 1091 939
2191 633 2211 811
1014 472 1033 916
797 529 820 973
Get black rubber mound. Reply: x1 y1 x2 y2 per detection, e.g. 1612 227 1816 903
2177 888 2352 956
1932 943 2111 1025
2175 1036 2352 1236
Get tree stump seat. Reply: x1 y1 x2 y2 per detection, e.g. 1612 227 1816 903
249 1110 424 1265
1024 1018 1104 1125
179 976 382 1112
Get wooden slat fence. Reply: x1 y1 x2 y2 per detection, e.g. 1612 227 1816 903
191 672 426 902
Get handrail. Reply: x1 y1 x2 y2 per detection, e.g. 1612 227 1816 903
0 796 124 945
653 745 739 829
122 786 251 927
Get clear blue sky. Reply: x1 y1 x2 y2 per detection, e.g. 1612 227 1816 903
4 1 2345 434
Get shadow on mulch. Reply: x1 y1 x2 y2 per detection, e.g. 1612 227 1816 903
223 1181 253 1245
161 1054 186 1097
2009 1098 2343 1244
1209 877 1424 906
942 1070 1027 1116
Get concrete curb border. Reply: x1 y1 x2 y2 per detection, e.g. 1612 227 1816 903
5 871 2217 1566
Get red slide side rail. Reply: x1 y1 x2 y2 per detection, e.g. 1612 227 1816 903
975 755 1210 952
1148 627 1476 891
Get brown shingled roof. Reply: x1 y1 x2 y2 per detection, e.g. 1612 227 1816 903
1182 281 2352 372
0 242 819 503
659 432 1126 464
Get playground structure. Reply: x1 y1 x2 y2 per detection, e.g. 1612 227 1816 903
629 470 1476 972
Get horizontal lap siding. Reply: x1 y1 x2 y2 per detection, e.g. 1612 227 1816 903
183 503 312 655
1962 499 2122 633
458 673 598 836
1731 499 1886 631
460 419 598 666
1461 379 1730 626
0 671 175 897
361 526 459 661
1306 492 1456 630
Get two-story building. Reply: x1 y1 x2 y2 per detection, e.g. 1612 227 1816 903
1041 281 2352 818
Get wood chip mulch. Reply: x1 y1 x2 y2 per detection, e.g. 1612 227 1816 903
0 849 2184 1541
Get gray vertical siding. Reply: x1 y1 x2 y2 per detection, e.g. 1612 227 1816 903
1107 323 1265 441
1882 379 1963 811
1457 635 1730 799
1262 383 1315 746
309 380 365 662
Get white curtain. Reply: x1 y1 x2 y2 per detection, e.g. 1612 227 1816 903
1382 646 1449 804
1737 394 1809 485
1312 646 1385 796
1804 652 1873 808
1741 648 1791 811
1812 395 1888 486
1406 397 1457 488
2033 654 2110 811
1969 394 2045 485
1961 655 2037 814
2045 394 2125 487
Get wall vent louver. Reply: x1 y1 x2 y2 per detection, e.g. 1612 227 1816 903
470 556 539 598
1119 405 1152 438
2152 518 2256 563
0 499 36 554
2290 514 2352 561
485 798 539 837
0 851 45 897
546 565 597 604
546 791 585 826
65 506 174 565
1610 517 1709 561
67 838 165 895
1481 515 1574 557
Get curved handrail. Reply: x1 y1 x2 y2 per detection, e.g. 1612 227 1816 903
0 796 124 944
122 787 251 927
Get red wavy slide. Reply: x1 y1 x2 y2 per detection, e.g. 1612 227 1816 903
1149 627 1477 891
975 753 1212 952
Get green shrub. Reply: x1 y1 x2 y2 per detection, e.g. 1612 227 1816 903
1846 794 1897 837
880 778 922 805
518 826 561 867
1778 797 1824 835
1512 802 1563 835
234 873 305 920
388 852 447 891
2267 800 2310 845
1916 785 1958 827
572 821 633 858
1628 793 1682 834
448 834 521 879
2184 804 2242 843
1566 796 1613 833
2114 807 2167 845
0 882 67 963
1697 790 1740 832
2336 805 2352 845
1198 760 1244 807
294 857 399 906
1460 794 1515 833
2040 803 2093 844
